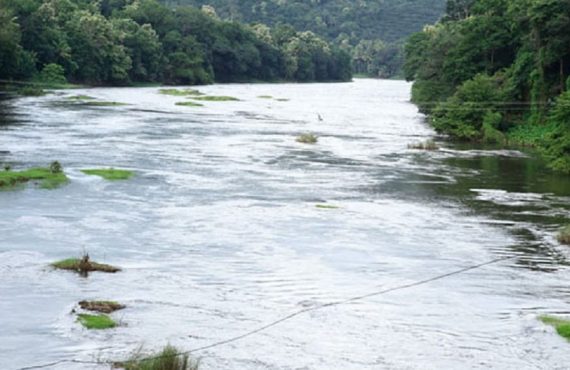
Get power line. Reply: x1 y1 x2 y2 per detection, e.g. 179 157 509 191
14 255 515 370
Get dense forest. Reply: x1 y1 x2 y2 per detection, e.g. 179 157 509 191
404 0 570 174
161 0 446 78
0 0 351 87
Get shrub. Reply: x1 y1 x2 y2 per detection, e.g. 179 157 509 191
119 345 200 370
431 74 506 140
18 86 46 96
50 161 63 174
38 63 67 85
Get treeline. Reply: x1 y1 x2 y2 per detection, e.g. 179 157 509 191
0 0 351 86
160 0 446 78
404 0 570 174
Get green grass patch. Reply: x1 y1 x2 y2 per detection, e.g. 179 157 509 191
296 133 318 144
117 345 199 370
175 101 203 107
316 204 340 209
52 256 121 273
0 166 68 189
84 101 128 107
79 300 125 314
77 314 117 330
191 96 239 102
258 95 273 99
159 88 204 96
408 139 439 151
539 315 570 340
507 122 558 147
81 168 134 181
558 225 570 245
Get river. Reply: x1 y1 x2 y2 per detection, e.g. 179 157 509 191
1 79 570 369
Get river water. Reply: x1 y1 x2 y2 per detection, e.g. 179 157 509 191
1 79 570 369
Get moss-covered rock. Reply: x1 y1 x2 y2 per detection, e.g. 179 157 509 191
79 300 126 314
296 133 318 144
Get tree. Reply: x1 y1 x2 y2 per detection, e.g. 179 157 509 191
65 11 131 84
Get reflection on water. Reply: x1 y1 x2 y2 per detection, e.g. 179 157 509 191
1 80 570 370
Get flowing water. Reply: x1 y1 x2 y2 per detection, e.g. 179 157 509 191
1 79 570 370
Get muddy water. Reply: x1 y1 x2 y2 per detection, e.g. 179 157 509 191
1 79 570 370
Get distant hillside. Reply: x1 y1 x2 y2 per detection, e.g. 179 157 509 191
162 0 445 43
161 0 447 77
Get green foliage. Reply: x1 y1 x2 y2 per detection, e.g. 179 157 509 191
482 111 506 144
77 314 117 330
405 0 570 173
38 63 67 85
17 85 46 97
0 7 36 80
163 0 445 44
81 168 134 180
431 74 506 140
0 166 68 189
50 161 63 174
507 121 557 147
543 91 570 173
540 315 570 341
120 345 199 370
162 0 447 77
1 0 351 86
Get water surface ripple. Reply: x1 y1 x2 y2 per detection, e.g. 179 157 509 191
1 80 570 369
